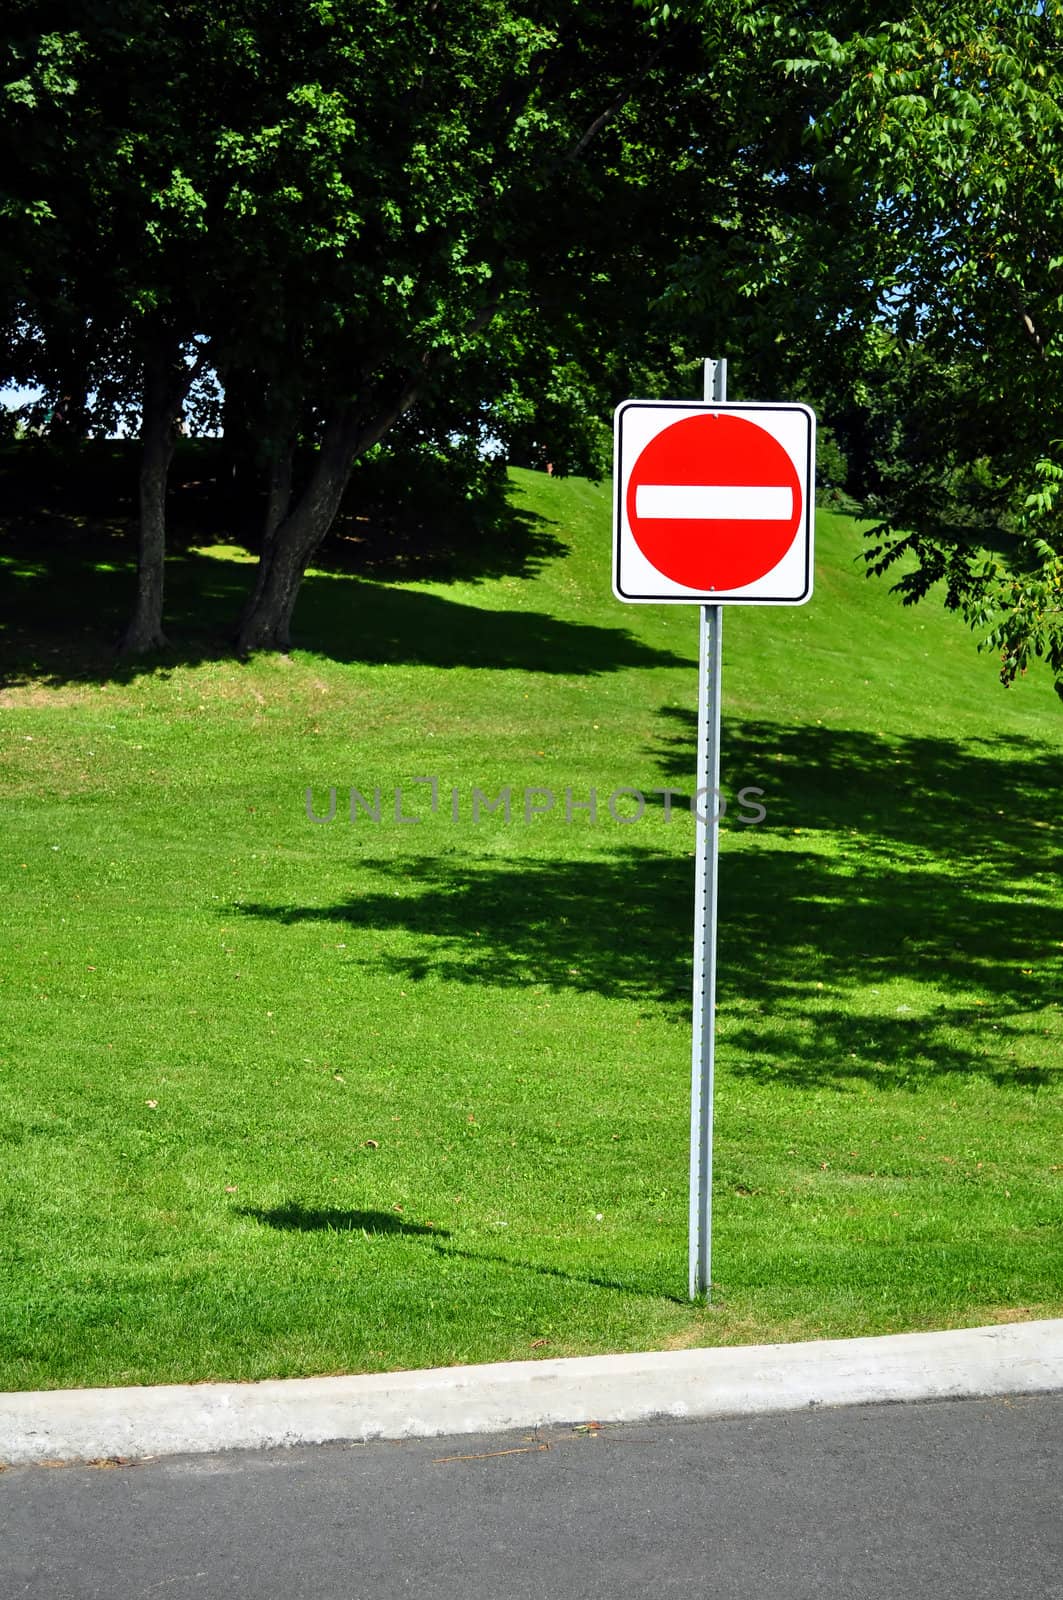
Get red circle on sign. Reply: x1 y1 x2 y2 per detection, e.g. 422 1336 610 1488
626 413 801 591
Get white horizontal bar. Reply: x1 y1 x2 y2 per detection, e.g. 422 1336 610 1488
635 484 792 521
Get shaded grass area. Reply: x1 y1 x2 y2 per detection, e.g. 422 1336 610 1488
0 437 573 684
0 547 685 684
0 463 1061 1391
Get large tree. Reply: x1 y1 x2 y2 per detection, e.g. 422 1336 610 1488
0 5 401 653
211 0 798 651
740 1 1063 695
1 3 230 653
4 1 830 653
22 1 1061 679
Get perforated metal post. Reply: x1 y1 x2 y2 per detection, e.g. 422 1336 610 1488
689 357 726 1300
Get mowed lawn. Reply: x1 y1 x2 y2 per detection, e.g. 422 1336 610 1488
1 464 1061 1392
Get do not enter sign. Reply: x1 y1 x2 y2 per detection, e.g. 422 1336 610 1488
628 413 801 590
613 400 815 604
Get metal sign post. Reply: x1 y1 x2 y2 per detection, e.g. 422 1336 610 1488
611 358 814 1302
689 356 725 1300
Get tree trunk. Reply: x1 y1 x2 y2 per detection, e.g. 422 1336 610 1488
120 348 178 656
236 520 314 652
237 415 356 652
263 445 293 543
239 443 295 628
234 313 498 654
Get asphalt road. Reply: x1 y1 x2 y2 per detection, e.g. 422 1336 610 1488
6 1394 1063 1599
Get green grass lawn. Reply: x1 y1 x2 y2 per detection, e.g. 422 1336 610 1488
1 464 1061 1392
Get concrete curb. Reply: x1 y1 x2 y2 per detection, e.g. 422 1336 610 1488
3 1319 1062 1466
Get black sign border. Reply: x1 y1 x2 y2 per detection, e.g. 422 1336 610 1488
612 400 815 605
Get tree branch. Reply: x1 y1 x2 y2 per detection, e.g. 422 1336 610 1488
1007 279 1045 358
349 297 501 457
566 42 667 163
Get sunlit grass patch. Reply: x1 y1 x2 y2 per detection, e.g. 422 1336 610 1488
0 468 1060 1390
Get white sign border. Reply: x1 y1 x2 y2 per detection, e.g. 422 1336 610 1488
612 400 816 605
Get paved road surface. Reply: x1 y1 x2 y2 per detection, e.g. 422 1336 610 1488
6 1394 1062 1599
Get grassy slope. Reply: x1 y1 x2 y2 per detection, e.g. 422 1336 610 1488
0 467 1060 1391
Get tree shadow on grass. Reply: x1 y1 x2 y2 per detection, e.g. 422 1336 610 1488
650 708 1063 888
304 488 569 587
240 1201 680 1301
1 446 679 685
234 710 1061 1090
236 853 694 1010
0 545 690 689
290 576 693 675
238 1204 449 1238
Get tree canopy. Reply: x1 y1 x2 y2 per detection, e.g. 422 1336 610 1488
755 1 1063 692
4 0 1063 692
6 0 792 648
